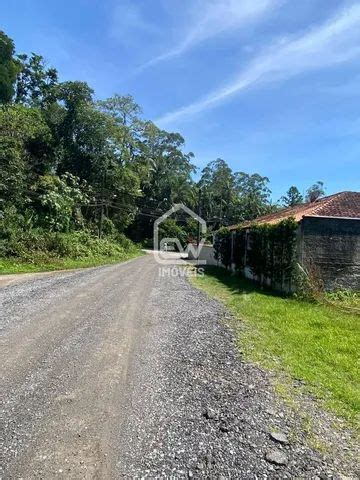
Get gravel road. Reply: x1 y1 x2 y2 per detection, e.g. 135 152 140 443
1 254 358 478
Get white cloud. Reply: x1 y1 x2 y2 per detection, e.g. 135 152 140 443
139 0 281 70
157 3 360 126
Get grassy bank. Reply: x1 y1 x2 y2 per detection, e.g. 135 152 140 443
192 267 360 425
0 250 142 274
0 230 142 274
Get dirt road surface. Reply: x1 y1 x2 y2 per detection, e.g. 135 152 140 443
1 254 357 478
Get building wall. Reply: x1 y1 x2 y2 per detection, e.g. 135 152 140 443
301 217 360 291
188 244 228 268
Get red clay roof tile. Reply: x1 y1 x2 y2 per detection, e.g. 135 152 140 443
229 191 360 229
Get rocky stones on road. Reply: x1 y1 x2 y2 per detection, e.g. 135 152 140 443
202 407 216 420
265 449 289 466
269 431 289 444
219 422 230 433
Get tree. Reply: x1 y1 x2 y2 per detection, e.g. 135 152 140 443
127 122 195 241
52 85 142 233
281 186 303 207
97 94 141 127
234 172 272 221
50 81 95 176
31 173 90 231
158 217 187 250
139 123 195 210
306 181 325 202
0 104 53 207
15 53 58 106
97 94 143 166
197 161 274 228
0 31 19 104
199 158 236 227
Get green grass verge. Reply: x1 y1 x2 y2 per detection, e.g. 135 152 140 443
0 250 143 274
191 267 360 425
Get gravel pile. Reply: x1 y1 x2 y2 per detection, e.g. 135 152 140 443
117 268 359 478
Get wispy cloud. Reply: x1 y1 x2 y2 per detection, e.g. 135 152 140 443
157 3 360 126
138 0 281 71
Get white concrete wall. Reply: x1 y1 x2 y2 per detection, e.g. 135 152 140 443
188 244 225 267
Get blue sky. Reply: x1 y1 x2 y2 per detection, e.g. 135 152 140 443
2 0 360 200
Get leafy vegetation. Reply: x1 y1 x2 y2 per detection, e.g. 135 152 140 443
0 31 20 104
192 267 360 425
281 186 303 207
0 220 141 274
213 227 233 268
306 181 325 202
0 248 141 275
324 290 360 314
213 218 299 291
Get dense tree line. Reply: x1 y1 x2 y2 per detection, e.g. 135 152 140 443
0 30 325 254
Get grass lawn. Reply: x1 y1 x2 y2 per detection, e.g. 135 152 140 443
0 250 143 274
192 267 360 426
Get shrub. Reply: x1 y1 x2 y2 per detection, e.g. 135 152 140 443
158 218 187 251
0 224 136 262
213 227 232 268
213 218 298 290
247 218 298 288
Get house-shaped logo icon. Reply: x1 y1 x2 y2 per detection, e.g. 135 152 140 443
153 204 207 265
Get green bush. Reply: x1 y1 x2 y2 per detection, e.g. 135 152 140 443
213 227 232 268
0 224 136 263
246 218 298 287
158 218 187 251
213 218 298 289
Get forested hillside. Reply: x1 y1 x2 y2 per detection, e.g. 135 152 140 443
0 30 321 272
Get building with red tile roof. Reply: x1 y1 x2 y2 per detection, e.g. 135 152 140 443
221 191 360 291
228 191 360 230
